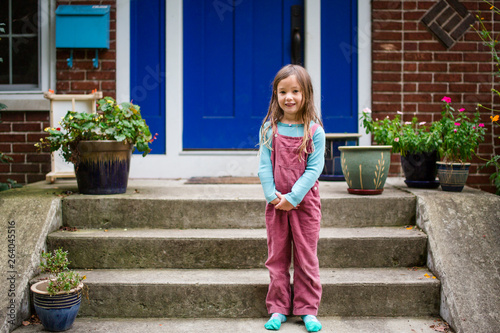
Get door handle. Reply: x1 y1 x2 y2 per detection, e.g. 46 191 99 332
291 5 303 65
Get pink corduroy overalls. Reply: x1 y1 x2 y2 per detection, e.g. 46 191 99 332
265 123 322 316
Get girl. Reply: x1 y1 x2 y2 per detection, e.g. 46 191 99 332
258 65 325 332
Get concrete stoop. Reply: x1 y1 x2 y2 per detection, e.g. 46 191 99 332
13 179 449 332
13 317 450 333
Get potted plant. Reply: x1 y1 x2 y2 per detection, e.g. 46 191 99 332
36 97 155 194
338 144 392 195
30 248 86 332
436 96 486 192
360 108 441 188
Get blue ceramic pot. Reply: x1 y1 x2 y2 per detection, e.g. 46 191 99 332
436 162 471 192
75 140 133 195
31 280 83 332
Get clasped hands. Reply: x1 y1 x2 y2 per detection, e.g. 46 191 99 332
270 192 299 211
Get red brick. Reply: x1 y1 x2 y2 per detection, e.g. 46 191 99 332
0 164 10 172
373 11 402 21
100 81 116 90
434 53 463 62
373 52 402 61
0 123 10 131
419 83 448 92
403 94 432 103
373 73 401 81
373 83 402 91
25 112 50 122
12 123 42 132
100 61 116 70
11 163 40 173
27 174 47 184
0 144 11 152
464 52 493 62
71 81 100 91
404 53 433 61
372 1 402 10
86 71 116 81
7 154 24 163
12 144 37 153
418 63 447 72
57 71 85 81
450 42 478 52
0 175 25 183
449 62 479 73
404 63 417 71
434 73 462 82
419 42 447 51
404 32 433 40
449 83 478 92
0 134 25 142
27 154 51 163
404 83 417 92
404 11 427 21
373 94 402 102
0 112 24 122
404 42 418 51
373 31 402 41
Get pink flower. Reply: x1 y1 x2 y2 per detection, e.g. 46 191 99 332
454 129 457 133
473 126 476 129
419 121 426 125
459 108 465 112
441 96 451 103
394 137 400 142
397 111 403 115
454 122 461 126
479 123 485 127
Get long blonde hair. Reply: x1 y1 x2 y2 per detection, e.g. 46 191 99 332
260 64 323 159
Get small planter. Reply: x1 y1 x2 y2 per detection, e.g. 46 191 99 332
339 145 392 195
436 162 471 192
401 150 439 189
31 280 84 332
75 140 133 195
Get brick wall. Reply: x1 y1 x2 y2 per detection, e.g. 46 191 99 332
0 0 116 186
0 112 51 184
372 0 499 193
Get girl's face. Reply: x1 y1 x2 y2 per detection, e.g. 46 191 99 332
276 75 303 123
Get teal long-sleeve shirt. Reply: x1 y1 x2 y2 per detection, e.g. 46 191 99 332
258 121 326 207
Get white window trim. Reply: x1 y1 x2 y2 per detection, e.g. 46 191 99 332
0 0 56 110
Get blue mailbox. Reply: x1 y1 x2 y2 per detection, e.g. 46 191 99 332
55 5 111 68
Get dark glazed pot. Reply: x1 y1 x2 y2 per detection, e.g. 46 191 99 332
436 162 471 192
75 140 133 195
400 150 439 189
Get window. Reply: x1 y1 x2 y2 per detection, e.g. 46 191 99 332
0 0 40 90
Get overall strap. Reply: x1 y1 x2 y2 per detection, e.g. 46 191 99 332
310 123 320 137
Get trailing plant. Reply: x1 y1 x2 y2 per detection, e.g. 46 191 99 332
39 248 85 295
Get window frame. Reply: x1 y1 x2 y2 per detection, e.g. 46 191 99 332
0 0 55 109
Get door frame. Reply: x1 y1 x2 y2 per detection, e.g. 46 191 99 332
115 0 371 178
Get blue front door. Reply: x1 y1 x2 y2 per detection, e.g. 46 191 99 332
130 0 166 154
321 0 358 134
183 0 303 149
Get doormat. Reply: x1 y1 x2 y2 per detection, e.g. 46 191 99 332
186 177 261 184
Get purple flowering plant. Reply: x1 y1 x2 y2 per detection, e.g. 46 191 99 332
438 96 486 163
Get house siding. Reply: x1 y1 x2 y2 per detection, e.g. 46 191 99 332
0 0 498 193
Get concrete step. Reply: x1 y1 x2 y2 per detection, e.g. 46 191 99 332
45 267 440 318
48 227 427 269
12 316 452 333
61 180 416 229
